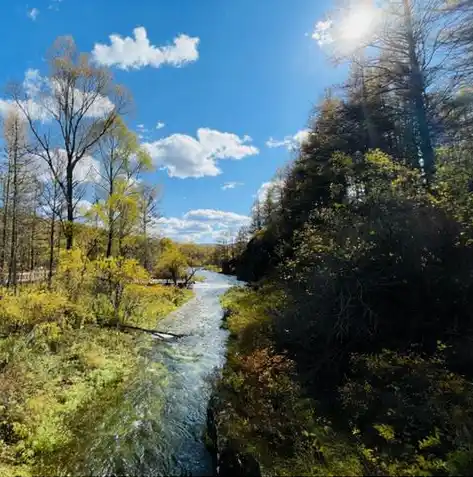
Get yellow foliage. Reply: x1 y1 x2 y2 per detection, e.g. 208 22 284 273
0 288 88 333
55 248 93 301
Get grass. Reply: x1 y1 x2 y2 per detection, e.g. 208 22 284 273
0 283 193 477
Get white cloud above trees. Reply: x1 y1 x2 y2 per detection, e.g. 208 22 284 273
266 129 310 150
0 69 115 122
221 181 243 190
92 27 200 70
154 209 251 243
256 179 284 203
143 128 259 178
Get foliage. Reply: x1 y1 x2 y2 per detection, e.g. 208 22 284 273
0 244 194 475
221 93 473 475
215 287 363 476
155 244 188 284
92 256 149 325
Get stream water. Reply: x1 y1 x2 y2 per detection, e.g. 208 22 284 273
64 271 239 477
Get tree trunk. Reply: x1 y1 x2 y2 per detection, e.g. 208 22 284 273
106 167 114 258
29 187 38 271
1 167 11 285
106 221 114 258
48 183 58 289
66 162 74 250
48 213 55 289
8 138 18 290
403 0 435 181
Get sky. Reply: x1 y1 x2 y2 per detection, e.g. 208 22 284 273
0 0 347 243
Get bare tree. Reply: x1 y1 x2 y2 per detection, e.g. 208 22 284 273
322 0 459 180
10 36 130 250
2 110 32 289
95 118 151 258
138 183 160 271
40 177 64 287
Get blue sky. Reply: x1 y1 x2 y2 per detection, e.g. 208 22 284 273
0 0 346 242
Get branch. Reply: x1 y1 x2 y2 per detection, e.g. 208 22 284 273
103 323 188 339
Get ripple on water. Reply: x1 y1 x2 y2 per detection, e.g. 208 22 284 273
62 271 241 477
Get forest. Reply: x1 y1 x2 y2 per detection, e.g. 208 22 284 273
211 0 473 475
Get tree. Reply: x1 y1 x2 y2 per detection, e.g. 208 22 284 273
42 178 63 287
155 241 189 286
444 0 473 83
1 109 32 288
11 36 129 250
137 183 160 271
95 118 152 258
251 198 263 233
321 0 458 181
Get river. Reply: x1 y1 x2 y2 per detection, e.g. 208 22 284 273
63 270 239 477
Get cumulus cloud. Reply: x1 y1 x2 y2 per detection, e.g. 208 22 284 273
28 8 39 21
36 149 100 184
143 128 259 178
92 27 200 70
0 69 115 122
154 209 251 243
184 209 251 224
266 129 310 150
156 121 165 130
221 181 243 190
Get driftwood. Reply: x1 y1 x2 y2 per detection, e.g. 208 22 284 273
103 323 187 339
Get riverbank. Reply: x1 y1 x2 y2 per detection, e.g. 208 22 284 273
210 285 473 476
0 282 192 477
208 285 358 477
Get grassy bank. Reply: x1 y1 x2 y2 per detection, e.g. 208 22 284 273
216 285 361 476
215 286 473 477
0 253 192 477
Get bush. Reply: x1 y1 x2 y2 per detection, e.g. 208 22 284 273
0 288 91 335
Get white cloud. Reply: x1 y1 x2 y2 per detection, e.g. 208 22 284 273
312 19 333 46
92 27 200 70
0 69 114 122
36 149 100 184
75 199 93 217
256 179 284 203
48 0 63 11
156 121 165 130
154 209 251 243
184 209 251 224
266 129 310 150
143 128 259 178
28 8 39 21
222 181 243 190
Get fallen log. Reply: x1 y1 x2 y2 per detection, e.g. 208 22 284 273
103 323 187 339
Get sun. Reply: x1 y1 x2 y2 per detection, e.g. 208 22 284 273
340 5 377 42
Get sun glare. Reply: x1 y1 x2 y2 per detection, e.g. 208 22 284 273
340 6 377 42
